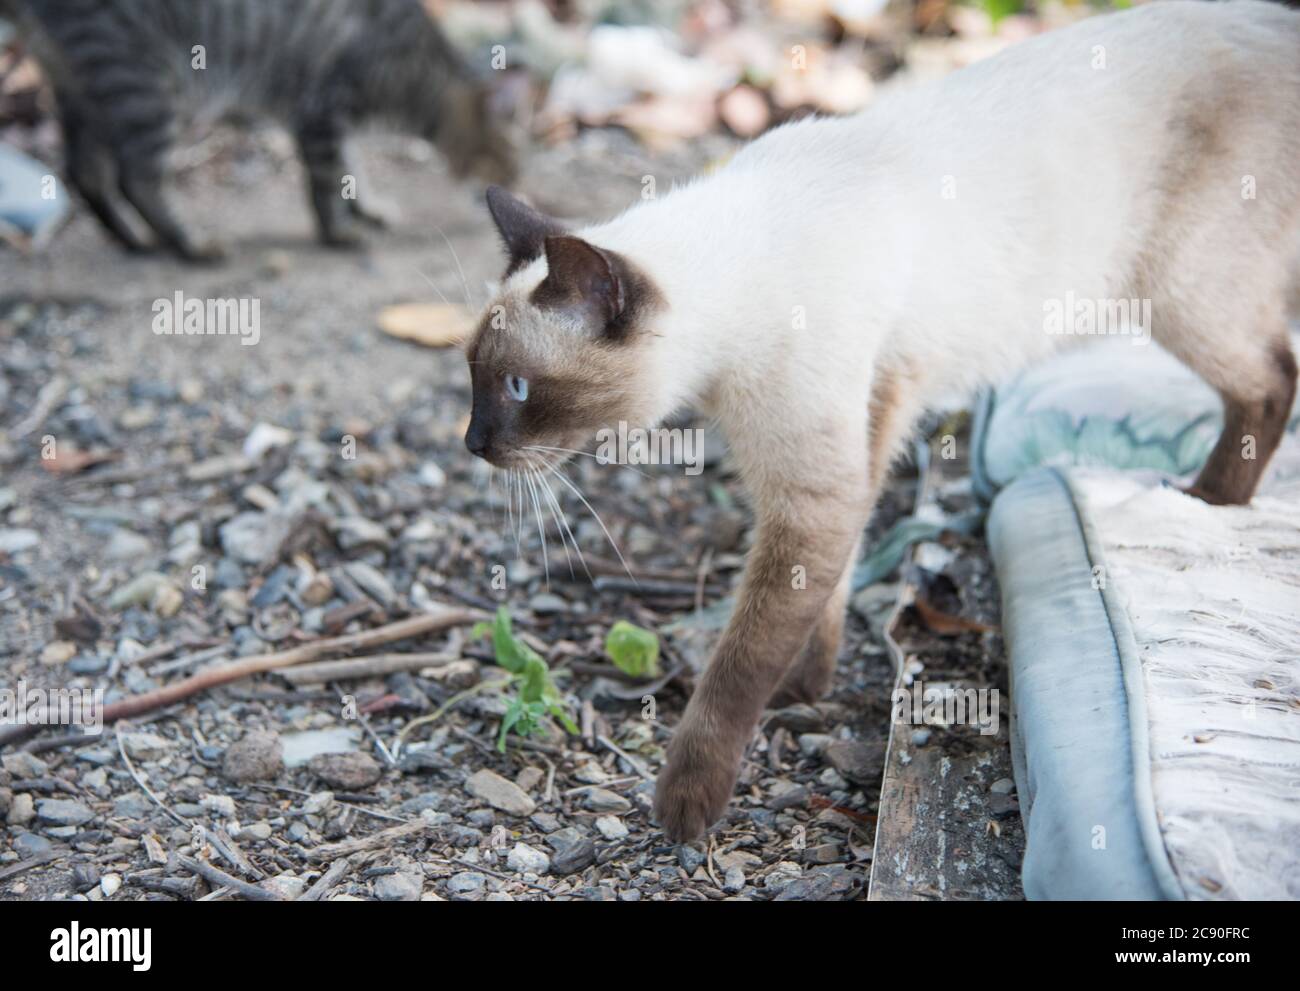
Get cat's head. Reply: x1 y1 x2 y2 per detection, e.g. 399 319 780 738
437 83 519 188
463 187 664 468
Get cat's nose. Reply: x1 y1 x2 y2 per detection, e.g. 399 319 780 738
465 420 491 459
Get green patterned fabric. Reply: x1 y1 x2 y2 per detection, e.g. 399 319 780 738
972 333 1300 499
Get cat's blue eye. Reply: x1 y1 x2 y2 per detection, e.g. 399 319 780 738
505 374 529 402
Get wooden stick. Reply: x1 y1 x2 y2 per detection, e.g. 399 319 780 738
0 606 484 749
279 651 457 685
0 850 59 881
304 818 429 861
176 855 285 902
297 857 351 901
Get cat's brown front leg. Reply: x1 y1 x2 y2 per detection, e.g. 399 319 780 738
654 506 864 843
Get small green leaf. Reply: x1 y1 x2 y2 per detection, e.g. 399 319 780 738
549 702 580 735
605 620 660 679
481 606 580 748
498 698 525 752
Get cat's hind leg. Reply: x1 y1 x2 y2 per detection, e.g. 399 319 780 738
117 167 224 263
60 110 152 253
296 117 370 247
769 544 855 706
108 111 223 263
1159 316 1297 505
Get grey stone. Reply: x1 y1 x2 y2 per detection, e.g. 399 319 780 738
36 798 94 827
260 874 307 899
446 871 486 895
14 831 53 859
332 516 390 552
199 794 237 818
825 739 886 785
72 862 100 890
763 861 803 891
551 836 596 875
373 871 422 901
528 592 568 615
765 782 809 811
307 752 383 790
677 845 706 873
120 731 172 761
767 704 824 733
506 842 550 875
222 731 284 783
107 571 168 610
582 787 631 813
464 769 535 817
342 561 398 609
280 726 362 768
0 528 39 554
2 753 48 778
594 815 629 841
723 865 746 893
220 510 295 568
773 865 864 901
104 528 153 562
236 822 273 842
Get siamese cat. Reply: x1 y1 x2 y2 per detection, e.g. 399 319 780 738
465 1 1300 843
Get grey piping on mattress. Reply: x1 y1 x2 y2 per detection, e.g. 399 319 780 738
1052 467 1185 901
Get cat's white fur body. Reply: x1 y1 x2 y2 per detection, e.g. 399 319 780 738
517 0 1300 488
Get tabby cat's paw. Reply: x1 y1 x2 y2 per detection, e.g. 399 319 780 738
177 238 227 265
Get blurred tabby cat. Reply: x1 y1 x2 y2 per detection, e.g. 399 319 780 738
5 0 517 260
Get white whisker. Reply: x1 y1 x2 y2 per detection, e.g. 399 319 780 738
523 444 652 479
536 463 586 580
540 458 636 584
432 223 477 310
415 267 455 308
523 466 550 584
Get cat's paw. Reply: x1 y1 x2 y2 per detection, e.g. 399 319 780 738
348 200 393 230
320 222 369 250
770 654 835 707
177 238 227 265
652 732 739 843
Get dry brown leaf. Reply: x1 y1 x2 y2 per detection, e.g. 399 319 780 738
377 302 472 348
39 447 117 476
912 596 998 637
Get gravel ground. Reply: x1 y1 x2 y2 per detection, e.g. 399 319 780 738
0 126 1019 901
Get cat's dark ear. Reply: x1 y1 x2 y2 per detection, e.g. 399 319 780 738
486 186 564 276
533 234 662 341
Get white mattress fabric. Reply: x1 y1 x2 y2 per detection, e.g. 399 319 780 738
980 331 1300 900
1072 455 1300 899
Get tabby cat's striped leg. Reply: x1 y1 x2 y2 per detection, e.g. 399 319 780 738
117 164 224 263
296 117 363 247
60 110 152 253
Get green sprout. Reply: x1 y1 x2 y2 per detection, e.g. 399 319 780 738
472 607 579 752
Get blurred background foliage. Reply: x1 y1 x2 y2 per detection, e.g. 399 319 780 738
1 0 1139 165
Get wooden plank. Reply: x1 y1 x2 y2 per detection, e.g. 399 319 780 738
867 425 1026 900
